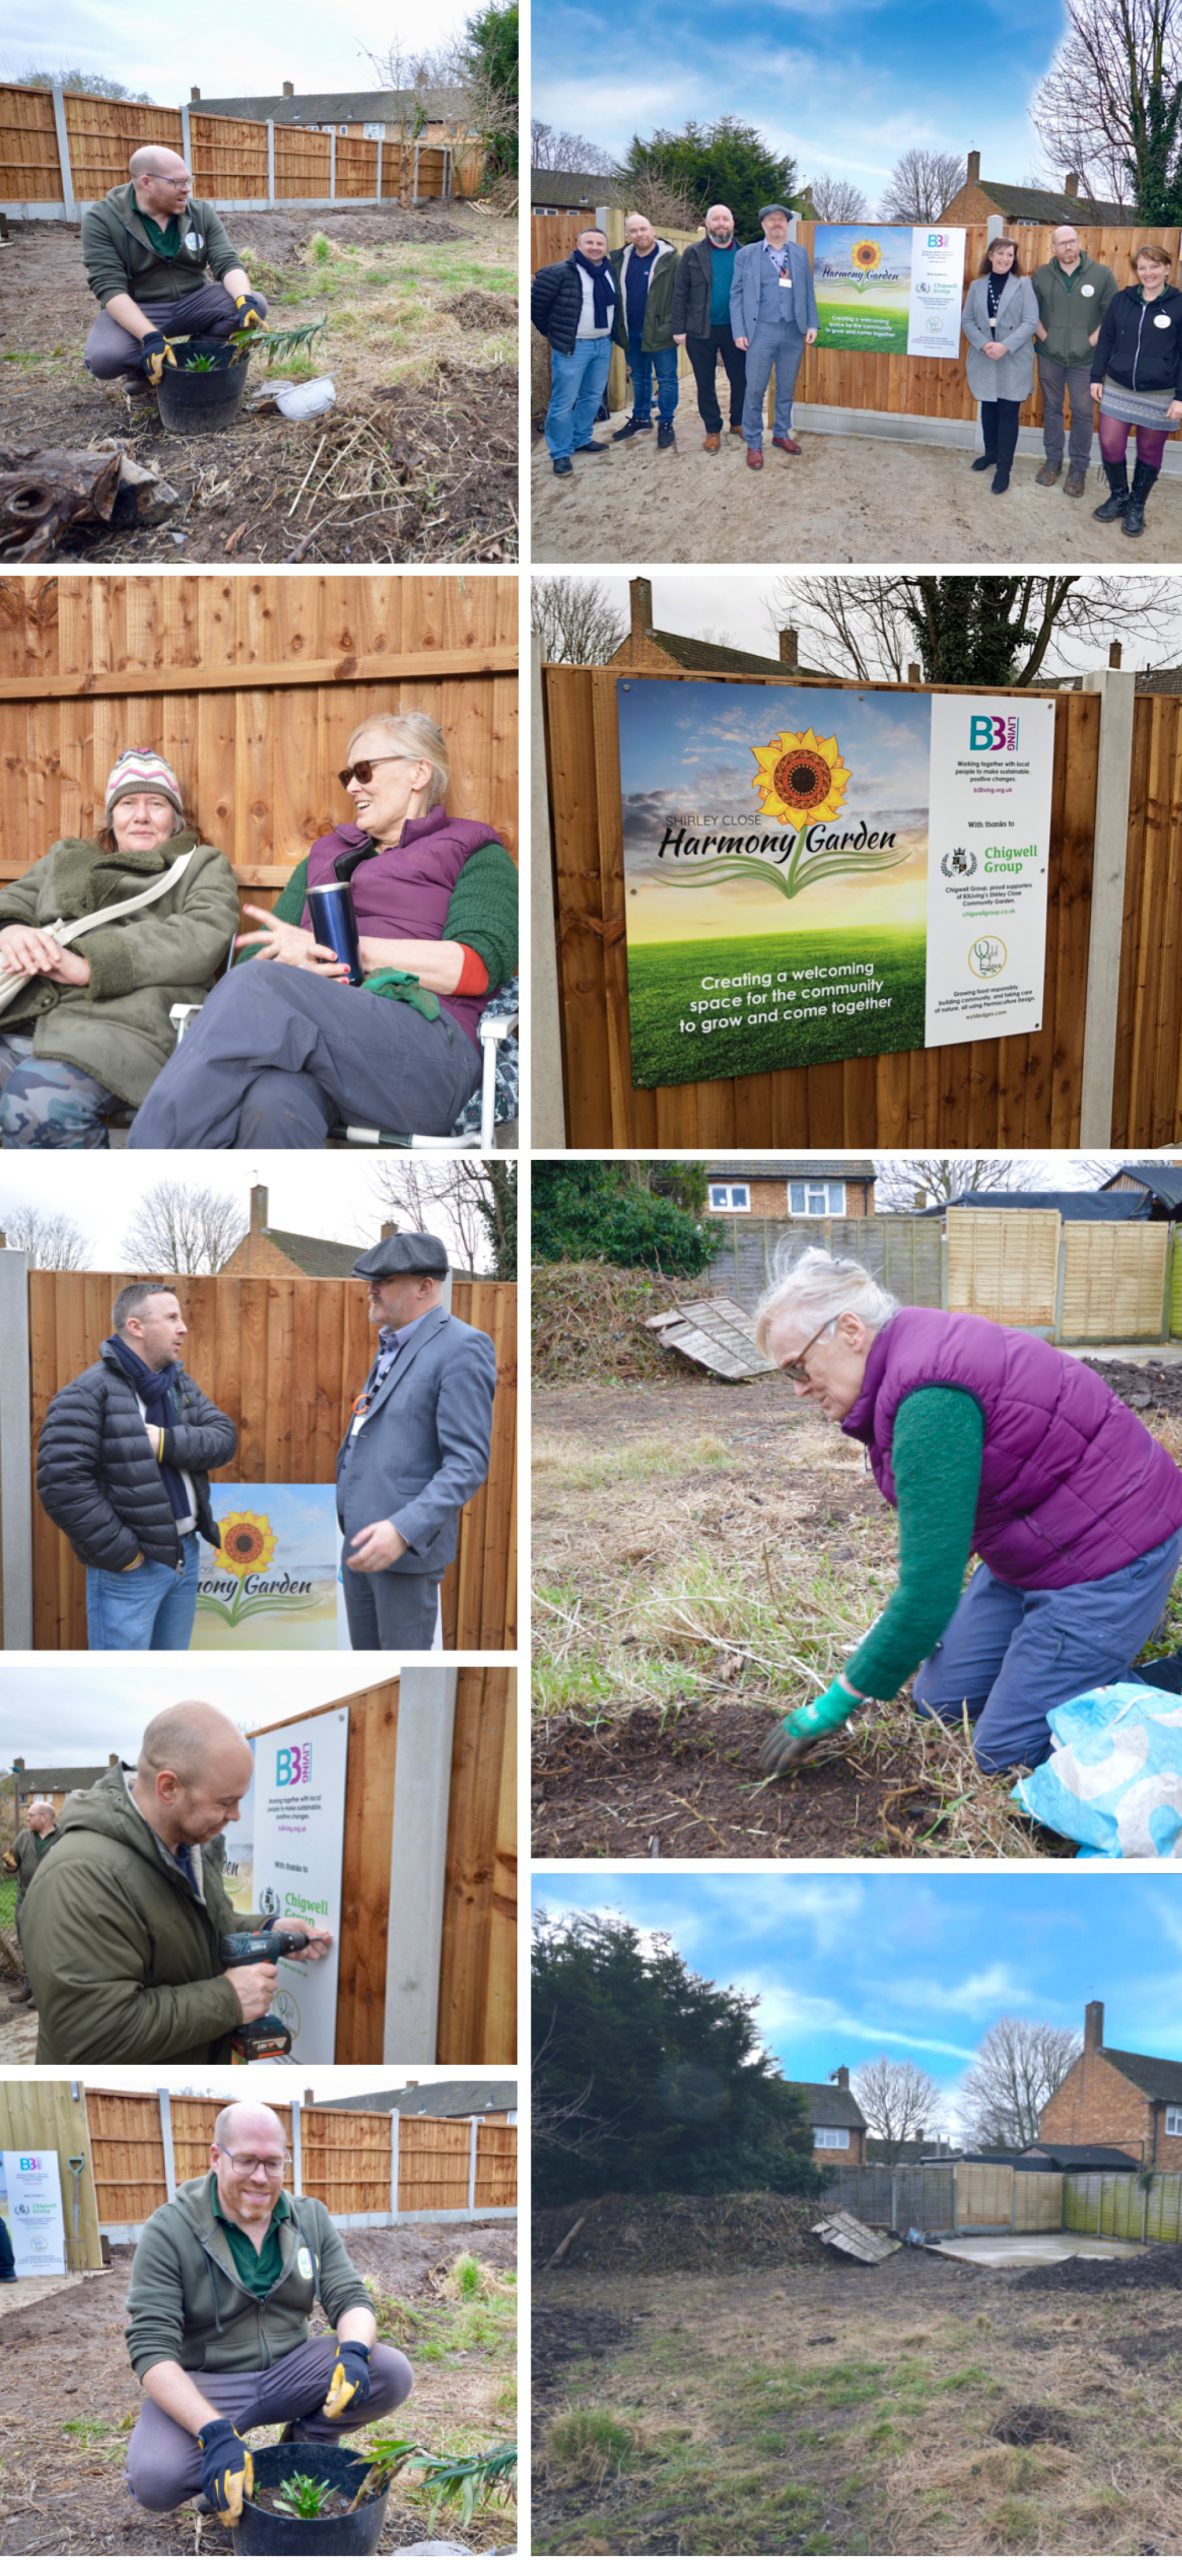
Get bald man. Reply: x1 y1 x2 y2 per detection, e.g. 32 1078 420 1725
671 204 747 449
124 2101 413 2521
20 1704 331 2066
81 146 268 386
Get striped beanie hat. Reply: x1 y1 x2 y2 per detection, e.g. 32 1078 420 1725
104 749 184 820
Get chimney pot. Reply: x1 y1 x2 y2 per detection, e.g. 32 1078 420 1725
1065 171 1079 197
380 1218 398 1240
835 2064 849 2089
250 1183 267 1235
779 625 798 665
908 660 922 683
1084 1998 1104 2051
630 575 654 641
190 85 200 101
283 80 295 97
1109 641 1123 668
967 148 981 187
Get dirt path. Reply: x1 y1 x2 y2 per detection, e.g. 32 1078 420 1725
530 405 1182 563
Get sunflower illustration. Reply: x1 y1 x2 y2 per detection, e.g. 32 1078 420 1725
851 238 882 272
752 729 851 827
217 1511 278 1578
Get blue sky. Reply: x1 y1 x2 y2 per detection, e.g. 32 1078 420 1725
1 0 475 101
534 2 1065 214
531 1870 1182 2132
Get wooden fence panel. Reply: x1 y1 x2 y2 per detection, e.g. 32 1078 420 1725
0 84 61 202
27 1272 516 1652
956 2163 1016 2226
302 2105 392 2215
63 97 184 200
1059 1223 1169 1340
531 212 584 268
1113 693 1182 1145
397 2114 471 2211
190 114 269 200
0 2080 101 2266
706 1213 943 1310
1011 2172 1064 2231
439 1667 517 2067
946 1207 1062 1329
275 125 332 199
84 2089 512 2226
1064 2170 1178 2238
87 2087 170 2230
546 662 1099 1149
335 135 380 199
474 2120 517 2207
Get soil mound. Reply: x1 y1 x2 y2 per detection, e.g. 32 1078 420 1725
1017 2243 1182 2293
533 2189 826 2274
444 289 511 330
991 2404 1073 2445
532 1264 700 1385
1084 1358 1182 1420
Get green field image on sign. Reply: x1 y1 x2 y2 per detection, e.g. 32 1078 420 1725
815 296 909 351
813 225 911 354
627 926 927 1085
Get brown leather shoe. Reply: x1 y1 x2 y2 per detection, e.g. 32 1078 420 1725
729 423 744 436
703 432 721 451
1065 464 1087 497
1035 459 1061 486
746 445 763 469
773 434 802 455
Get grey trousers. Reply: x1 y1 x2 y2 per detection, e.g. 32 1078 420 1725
127 965 482 1149
125 2336 413 2511
343 1563 442 1650
1037 351 1095 465
740 321 805 444
85 281 268 378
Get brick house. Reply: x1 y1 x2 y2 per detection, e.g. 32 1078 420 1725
788 2066 867 2164
1039 2002 1182 2170
704 1160 876 1218
609 577 812 679
220 1185 377 1280
940 151 1133 230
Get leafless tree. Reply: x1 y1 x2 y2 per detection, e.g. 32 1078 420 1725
531 120 615 175
122 1181 248 1276
873 1157 1041 1210
368 1159 516 1276
850 2057 946 2163
0 1202 89 1268
764 573 1182 685
532 575 627 666
808 173 868 222
961 2018 1082 2149
879 149 966 221
1031 0 1182 210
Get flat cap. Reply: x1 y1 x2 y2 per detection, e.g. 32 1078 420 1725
759 203 793 221
353 1231 450 1280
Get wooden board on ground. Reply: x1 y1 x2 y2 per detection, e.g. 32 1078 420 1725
813 2210 902 2264
644 1295 775 1379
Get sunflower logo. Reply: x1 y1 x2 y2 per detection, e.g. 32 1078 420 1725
851 238 882 272
753 729 851 828
217 1511 278 1579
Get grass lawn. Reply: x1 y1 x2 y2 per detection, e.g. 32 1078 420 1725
625 927 926 1087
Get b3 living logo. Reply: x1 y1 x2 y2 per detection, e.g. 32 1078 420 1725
970 714 1019 752
276 1743 312 1786
926 232 952 246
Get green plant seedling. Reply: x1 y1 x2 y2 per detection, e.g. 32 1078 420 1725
271 2470 335 2519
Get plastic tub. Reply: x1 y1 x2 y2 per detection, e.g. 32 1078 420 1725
156 339 251 436
275 377 337 420
232 2444 391 2557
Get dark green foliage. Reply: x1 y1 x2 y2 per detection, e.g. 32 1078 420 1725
474 1162 517 1277
533 1910 825 2206
460 1 519 179
17 66 152 98
901 579 1037 686
617 118 800 239
531 1162 718 1275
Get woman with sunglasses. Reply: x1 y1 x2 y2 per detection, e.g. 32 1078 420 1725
128 713 517 1148
752 1246 1182 1780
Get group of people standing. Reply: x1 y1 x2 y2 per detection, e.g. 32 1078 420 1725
533 207 1181 533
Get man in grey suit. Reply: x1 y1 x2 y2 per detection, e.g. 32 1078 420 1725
337 1231 496 1651
730 204 818 470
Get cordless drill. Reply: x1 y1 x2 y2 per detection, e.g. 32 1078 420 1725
219 1928 305 2061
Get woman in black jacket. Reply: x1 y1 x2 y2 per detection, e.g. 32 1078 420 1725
1089 244 1182 536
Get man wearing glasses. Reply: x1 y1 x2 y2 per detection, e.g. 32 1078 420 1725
82 146 268 387
124 2100 414 2522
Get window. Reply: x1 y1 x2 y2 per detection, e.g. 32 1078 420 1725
1168 2107 1182 2136
788 1180 846 1217
708 1183 750 1212
814 2126 850 2150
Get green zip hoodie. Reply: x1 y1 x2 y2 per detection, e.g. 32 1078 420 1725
1032 253 1118 366
125 2175 372 2377
21 1763 256 2067
82 185 240 310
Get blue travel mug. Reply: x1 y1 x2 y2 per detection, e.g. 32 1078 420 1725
307 881 364 985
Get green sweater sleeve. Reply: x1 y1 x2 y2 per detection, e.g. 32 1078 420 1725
845 1386 984 1700
443 840 518 989
232 859 308 963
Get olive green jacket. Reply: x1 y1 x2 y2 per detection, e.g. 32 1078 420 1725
82 186 240 309
0 833 239 1105
3 1823 60 1913
126 2176 372 2378
21 1764 257 2067
610 241 678 351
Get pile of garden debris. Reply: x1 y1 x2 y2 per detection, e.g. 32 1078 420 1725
1017 2241 1182 2293
1085 1358 1182 1421
533 2190 828 2272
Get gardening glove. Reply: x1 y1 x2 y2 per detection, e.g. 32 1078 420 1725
322 2339 372 2419
234 292 268 333
138 330 177 388
759 1678 861 1776
198 2419 254 2522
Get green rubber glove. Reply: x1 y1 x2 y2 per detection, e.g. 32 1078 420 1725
759 1678 861 1776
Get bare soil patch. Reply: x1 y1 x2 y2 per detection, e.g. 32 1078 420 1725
1016 2240 1182 2293
1085 1356 1182 1421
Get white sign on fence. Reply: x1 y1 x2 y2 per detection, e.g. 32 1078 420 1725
249 1710 348 2063
907 227 966 358
1 2149 67 2275
925 694 1056 1046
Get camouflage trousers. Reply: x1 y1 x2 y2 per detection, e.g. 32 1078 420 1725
0 1030 120 1147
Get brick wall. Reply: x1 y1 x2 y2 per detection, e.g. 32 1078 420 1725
940 178 1006 226
708 1178 874 1218
812 2126 864 2165
221 1230 309 1279
1041 2050 1152 2163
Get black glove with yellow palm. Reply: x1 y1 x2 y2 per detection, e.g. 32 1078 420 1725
137 331 177 389
322 2339 372 2419
198 2418 254 2522
234 292 268 334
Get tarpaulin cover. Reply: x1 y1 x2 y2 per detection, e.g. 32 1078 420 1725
1012 1684 1182 1857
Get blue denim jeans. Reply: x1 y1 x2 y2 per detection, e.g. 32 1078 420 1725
86 1533 200 1651
544 335 613 459
911 1526 1182 1772
626 330 678 424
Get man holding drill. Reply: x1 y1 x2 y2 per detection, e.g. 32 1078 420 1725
124 2100 414 2521
81 145 269 388
20 1702 330 2065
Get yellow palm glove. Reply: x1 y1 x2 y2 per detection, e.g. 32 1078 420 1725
234 292 268 334
139 331 177 389
198 2419 254 2522
322 2340 372 2418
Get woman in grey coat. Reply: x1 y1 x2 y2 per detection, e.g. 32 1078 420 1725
962 237 1040 493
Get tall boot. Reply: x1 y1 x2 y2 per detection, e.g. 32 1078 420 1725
972 403 997 472
1123 457 1159 538
1093 459 1129 521
991 401 1020 494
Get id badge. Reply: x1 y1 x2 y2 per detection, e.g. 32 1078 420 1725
778 271 791 288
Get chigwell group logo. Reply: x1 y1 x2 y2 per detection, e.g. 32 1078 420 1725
941 847 977 877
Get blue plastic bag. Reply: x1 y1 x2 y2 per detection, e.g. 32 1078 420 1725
1011 1683 1182 1857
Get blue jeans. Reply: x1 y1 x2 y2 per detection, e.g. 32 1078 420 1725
740 321 805 445
912 1526 1182 1772
86 1533 200 1651
544 336 613 459
626 330 678 425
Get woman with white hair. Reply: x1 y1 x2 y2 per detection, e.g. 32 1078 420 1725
754 1246 1182 1777
129 713 517 1149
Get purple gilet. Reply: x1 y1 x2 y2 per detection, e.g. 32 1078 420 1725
302 807 504 1047
842 1307 1182 1589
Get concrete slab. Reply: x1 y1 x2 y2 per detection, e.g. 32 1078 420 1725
0 2269 103 2321
933 2232 1146 2268
1059 1343 1182 1366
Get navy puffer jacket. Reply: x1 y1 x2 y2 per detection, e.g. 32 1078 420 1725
36 1342 237 1570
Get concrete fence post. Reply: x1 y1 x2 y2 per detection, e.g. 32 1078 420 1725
329 131 336 201
531 637 567 1145
159 2089 177 2200
1079 667 1137 1147
468 2118 478 2212
382 1669 458 2059
267 121 276 209
389 2111 401 2220
292 2098 303 2197
180 103 192 171
0 1248 33 1648
51 83 76 220
413 143 421 203
986 212 1004 243
376 138 383 203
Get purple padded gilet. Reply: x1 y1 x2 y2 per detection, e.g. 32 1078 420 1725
842 1307 1182 1589
303 807 505 1046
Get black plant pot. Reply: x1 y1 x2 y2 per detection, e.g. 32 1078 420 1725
155 338 251 436
231 2443 391 2556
